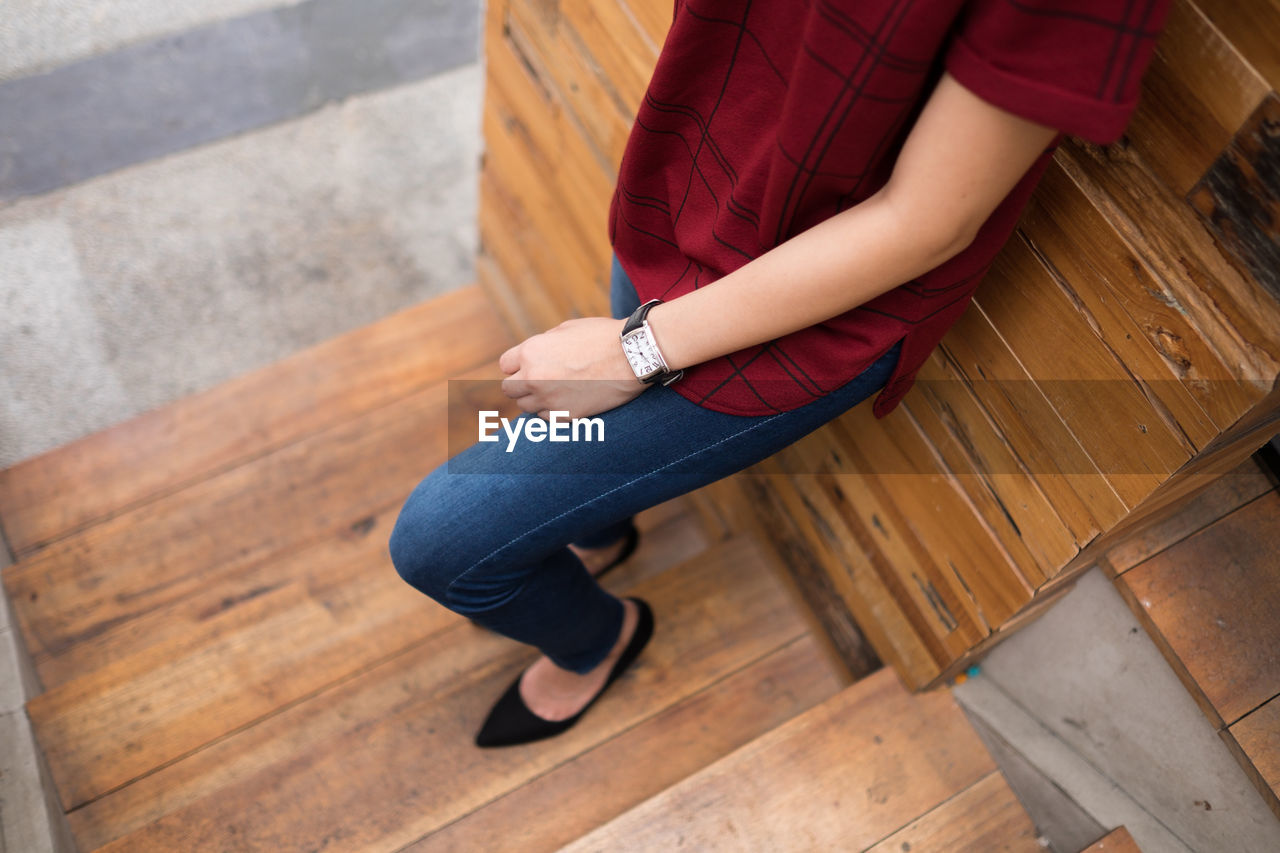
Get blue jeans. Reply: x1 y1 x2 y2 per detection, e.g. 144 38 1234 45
389 256 899 673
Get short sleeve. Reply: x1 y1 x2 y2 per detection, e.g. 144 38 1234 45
944 0 1171 143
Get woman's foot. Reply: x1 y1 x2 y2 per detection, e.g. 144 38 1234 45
517 598 639 720
474 598 654 747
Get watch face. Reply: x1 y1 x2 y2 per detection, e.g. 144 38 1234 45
622 328 663 378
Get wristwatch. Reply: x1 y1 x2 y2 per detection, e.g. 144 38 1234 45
620 299 684 386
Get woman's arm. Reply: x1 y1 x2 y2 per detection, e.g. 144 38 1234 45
499 73 1058 417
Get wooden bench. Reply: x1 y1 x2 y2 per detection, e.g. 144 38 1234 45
475 0 1280 689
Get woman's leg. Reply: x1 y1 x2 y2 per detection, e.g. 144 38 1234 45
388 342 900 674
387 254 898 724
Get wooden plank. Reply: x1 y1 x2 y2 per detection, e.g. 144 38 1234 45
618 0 671 51
1124 0 1269 195
28 499 709 812
709 477 877 681
974 237 1188 509
1103 457 1272 575
483 42 610 317
482 94 606 321
1079 826 1144 853
409 634 844 852
2 372 504 673
740 462 945 689
479 173 572 333
940 301 1124 542
0 286 512 556
793 412 997 654
559 669 998 852
1119 491 1280 726
29 537 455 810
1020 162 1219 446
1189 94 1280 305
731 472 884 681
1227 694 1280 820
863 771 1040 853
1089 413 1280 554
505 0 636 168
906 350 1078 585
1194 0 1280 92
1056 140 1280 397
562 0 658 113
69 535 814 851
841 405 1035 632
490 11 618 245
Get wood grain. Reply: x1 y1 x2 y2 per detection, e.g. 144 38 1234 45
70 535 814 851
408 635 845 853
1103 457 1272 575
1194 0 1280 92
863 771 1040 853
0 286 512 557
739 462 944 688
1227 694 1280 820
2 377 501 671
939 299 1125 542
905 349 1077 585
1057 139 1280 397
973 237 1186 508
1189 94 1280 305
1124 0 1269 195
1020 162 1218 448
1119 491 1280 726
560 668 1001 852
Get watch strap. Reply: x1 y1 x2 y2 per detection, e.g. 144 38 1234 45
621 299 683 386
623 299 663 335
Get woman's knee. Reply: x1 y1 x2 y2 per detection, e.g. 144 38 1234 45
387 471 471 601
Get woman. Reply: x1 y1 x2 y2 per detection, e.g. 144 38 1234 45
389 0 1170 747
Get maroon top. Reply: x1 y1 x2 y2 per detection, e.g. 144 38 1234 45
609 0 1170 416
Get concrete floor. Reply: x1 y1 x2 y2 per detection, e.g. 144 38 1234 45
2 1 1278 851
956 569 1280 852
1 0 481 469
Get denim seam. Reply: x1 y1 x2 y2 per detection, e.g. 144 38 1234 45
444 409 790 600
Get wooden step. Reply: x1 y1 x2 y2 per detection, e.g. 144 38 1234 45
2 282 860 850
560 667 1040 852
1110 481 1280 818
0 284 513 557
2 362 518 683
63 533 842 851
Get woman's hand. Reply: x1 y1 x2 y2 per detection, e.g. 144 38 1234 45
499 317 646 419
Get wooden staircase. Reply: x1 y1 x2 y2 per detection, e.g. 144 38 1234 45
2 286 1048 851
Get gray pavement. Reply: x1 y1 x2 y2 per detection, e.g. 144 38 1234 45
1 0 482 468
0 0 301 81
1 0 478 200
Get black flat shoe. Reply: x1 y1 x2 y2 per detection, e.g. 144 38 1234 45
590 521 639 580
474 598 654 748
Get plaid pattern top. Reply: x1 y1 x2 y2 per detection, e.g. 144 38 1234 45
609 0 1170 416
